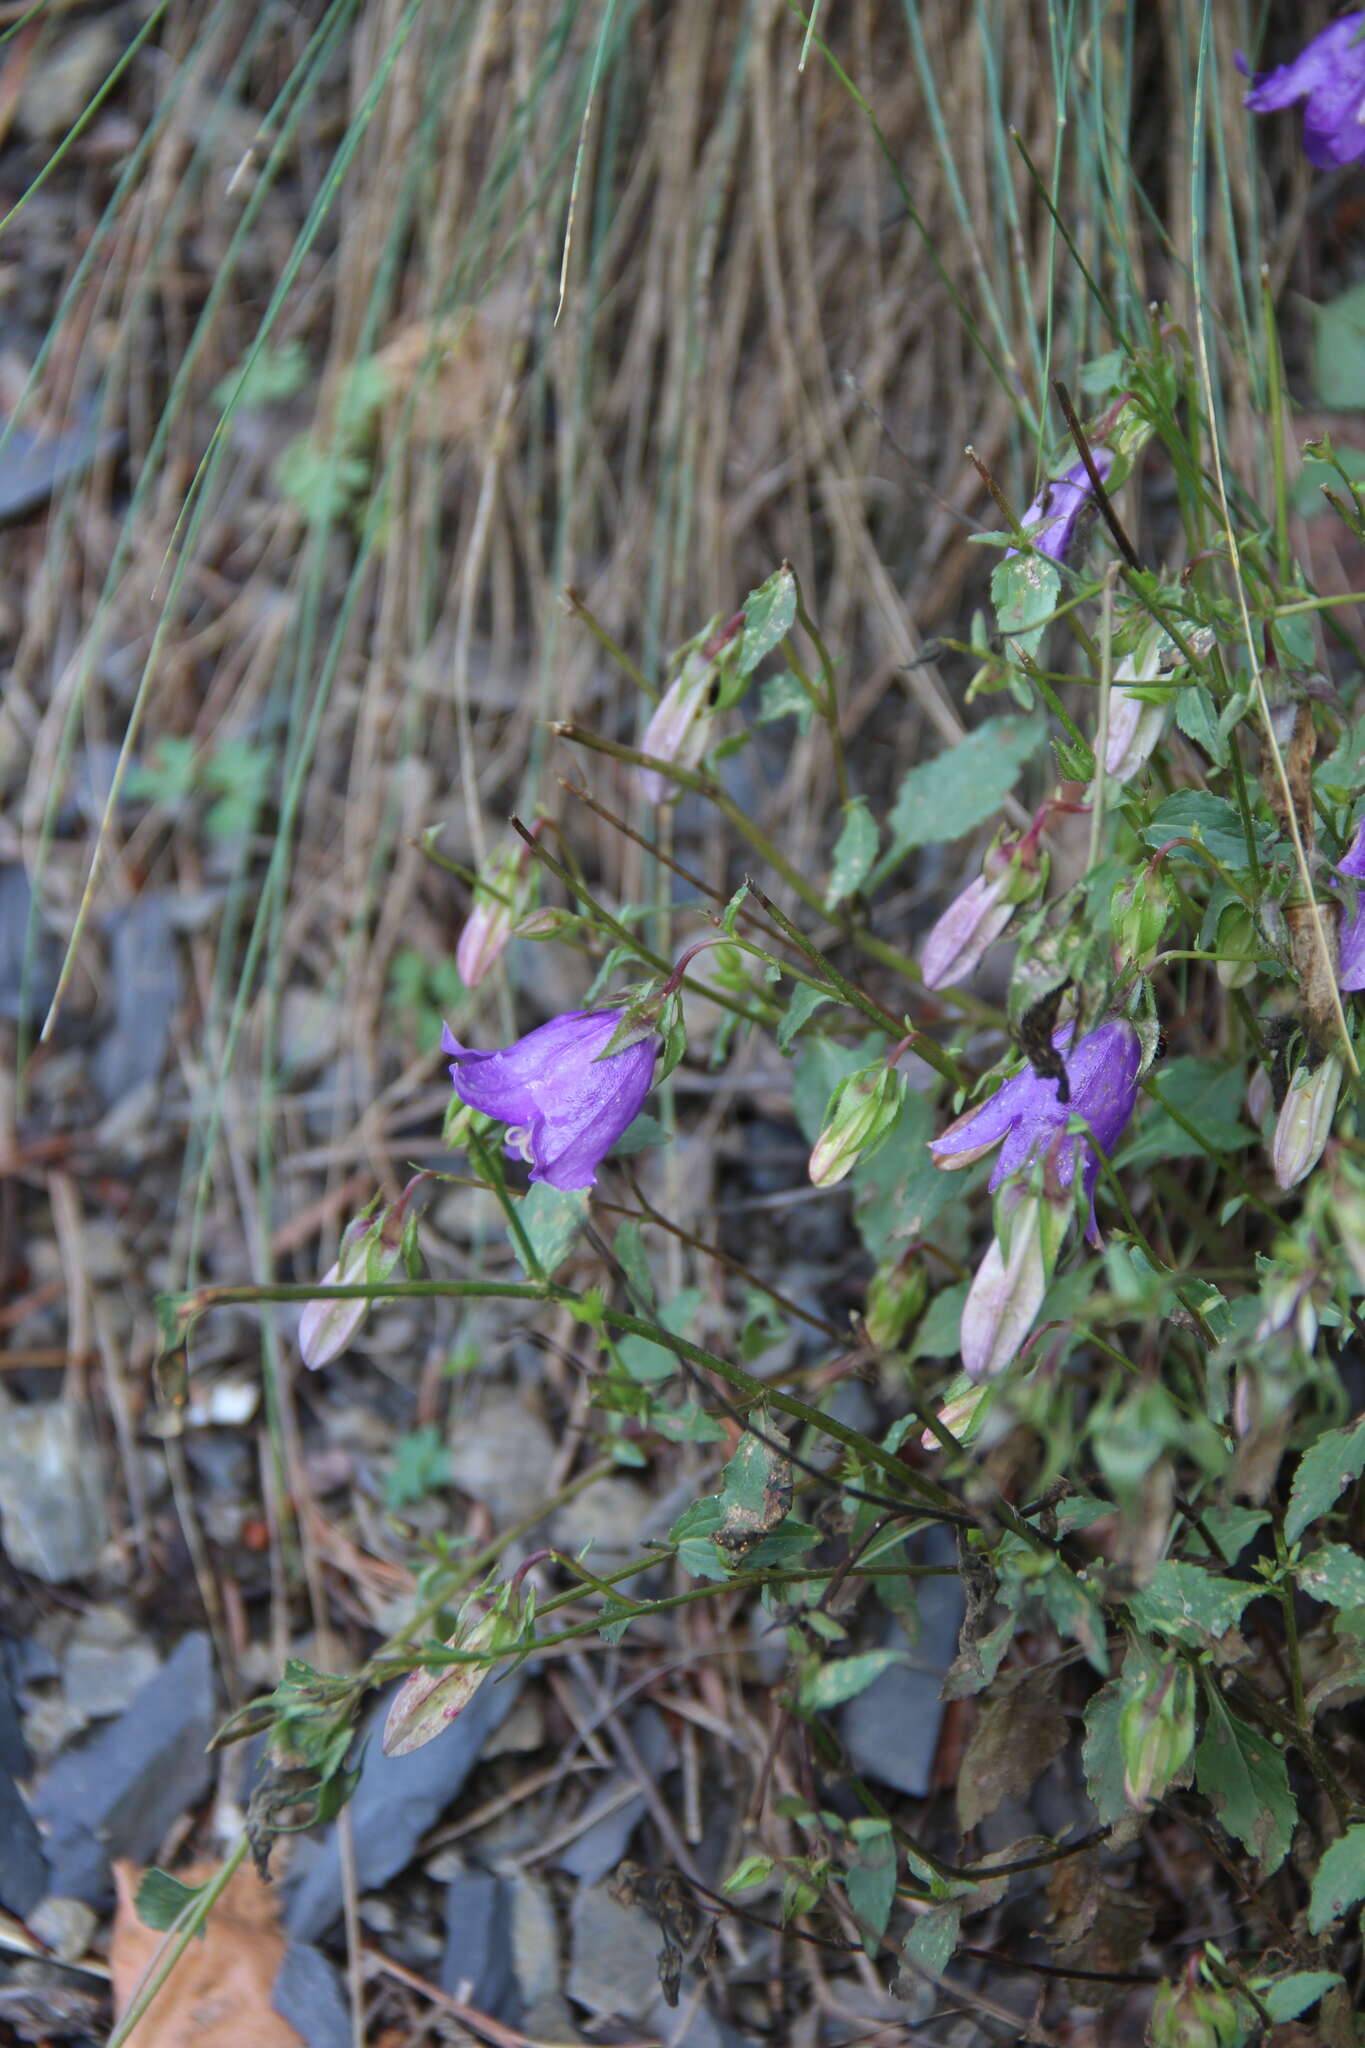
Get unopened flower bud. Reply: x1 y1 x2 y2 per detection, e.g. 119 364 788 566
1245 1063 1273 1127
1119 1660 1195 1808
300 1191 418 1370
960 1188 1065 1381
639 612 744 804
1104 650 1168 784
1148 1957 1240 2048
1271 1053 1342 1190
382 1599 514 1757
864 1253 928 1348
456 838 536 989
920 1376 993 1451
809 1064 907 1188
1110 862 1172 969
921 829 1048 991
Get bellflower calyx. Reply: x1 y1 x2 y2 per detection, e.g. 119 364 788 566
443 1009 659 1190
1007 448 1114 565
930 1019 1142 1239
1240 14 1365 169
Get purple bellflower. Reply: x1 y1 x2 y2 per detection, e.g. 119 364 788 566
1336 814 1365 991
930 1018 1141 1240
443 1009 658 1191
1007 449 1115 565
1240 14 1365 169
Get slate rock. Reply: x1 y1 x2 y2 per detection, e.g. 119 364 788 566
0 867 60 1027
446 1393 555 1527
510 1872 559 2006
441 1871 519 2021
283 1664 524 1942
557 1705 677 1884
32 1631 213 1901
566 1880 661 2019
0 1763 49 1916
0 1398 108 1583
272 1941 351 2048
836 1525 963 1798
0 1655 29 1777
92 896 180 1105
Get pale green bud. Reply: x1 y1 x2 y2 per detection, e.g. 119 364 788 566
1119 1659 1195 1808
809 1064 907 1189
864 1253 928 1348
1271 1054 1342 1191
1148 1960 1241 2048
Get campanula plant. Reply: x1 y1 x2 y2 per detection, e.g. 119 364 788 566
1241 13 1365 168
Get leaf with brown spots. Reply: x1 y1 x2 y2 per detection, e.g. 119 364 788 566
957 1666 1066 1832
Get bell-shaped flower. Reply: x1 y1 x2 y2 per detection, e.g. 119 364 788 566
639 610 745 804
443 1009 658 1191
1240 14 1365 169
1270 1052 1342 1191
456 836 536 989
929 1018 1142 1241
921 821 1049 992
1006 449 1114 565
1335 814 1365 991
808 1061 906 1188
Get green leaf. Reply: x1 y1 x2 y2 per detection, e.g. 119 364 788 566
1308 1824 1365 1933
778 981 832 1052
613 1218 655 1309
510 1183 591 1278
652 1402 728 1444
877 715 1045 871
676 1535 732 1582
1174 683 1225 765
825 798 879 909
212 340 311 411
990 552 1061 664
1183 1507 1269 1564
1297 1543 1365 1610
1140 791 1269 873
901 1903 961 1978
757 669 815 733
738 566 798 674
799 1649 907 1712
1119 1058 1255 1171
844 1818 897 1952
1286 1416 1365 1544
1195 1691 1294 1872
1260 1970 1346 2022
134 1868 208 1935
385 1425 449 1508
617 1288 703 1384
1081 1676 1130 1827
1311 281 1365 410
793 1039 868 1144
910 1282 970 1360
1128 1562 1262 1646
723 1852 776 1893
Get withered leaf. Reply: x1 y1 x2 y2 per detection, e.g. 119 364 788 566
957 1665 1067 1832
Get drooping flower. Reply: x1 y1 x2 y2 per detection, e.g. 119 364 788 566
1006 449 1114 565
920 818 1050 991
443 1010 658 1191
639 610 745 804
1240 14 1365 170
929 1019 1142 1238
1336 813 1365 991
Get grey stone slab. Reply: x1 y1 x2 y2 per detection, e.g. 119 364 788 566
32 1631 213 1883
0 1397 107 1583
567 1879 661 2020
836 1525 963 1798
441 1871 519 2022
557 1706 677 1883
446 1394 556 1527
92 896 181 1105
0 1763 49 1916
272 1941 351 2048
282 1665 524 1942
0 1658 29 1778
0 867 60 1026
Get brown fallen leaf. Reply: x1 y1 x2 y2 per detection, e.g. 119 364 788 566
110 1859 305 2048
957 1665 1067 1832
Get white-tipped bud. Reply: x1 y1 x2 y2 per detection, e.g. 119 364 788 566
808 1064 907 1188
299 1191 419 1370
960 1189 1065 1381
1102 643 1167 786
1270 1054 1342 1191
456 839 535 988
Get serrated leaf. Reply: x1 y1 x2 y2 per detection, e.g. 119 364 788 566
799 1648 907 1711
510 1183 590 1278
1081 1675 1132 1828
1195 1692 1294 1872
738 567 798 674
1118 1057 1255 1171
1128 1561 1262 1645
652 1402 728 1443
901 1903 961 1978
1308 1824 1365 1932
1261 1970 1346 2021
134 1867 209 1934
676 1535 731 1582
1285 1416 1365 1544
1174 683 1225 764
1297 1543 1365 1609
990 552 1061 663
825 798 879 910
958 1668 1066 1830
876 715 1045 872
1141 791 1269 873
1311 281 1365 411
756 669 814 732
